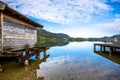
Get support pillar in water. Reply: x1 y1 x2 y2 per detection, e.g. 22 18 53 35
18 52 23 63
100 46 102 53
24 59 29 67
103 46 106 52
109 48 112 57
36 53 40 59
94 44 96 52
43 48 47 58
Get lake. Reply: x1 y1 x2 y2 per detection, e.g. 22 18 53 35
1 41 120 80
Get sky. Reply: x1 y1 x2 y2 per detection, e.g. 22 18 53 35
1 0 120 38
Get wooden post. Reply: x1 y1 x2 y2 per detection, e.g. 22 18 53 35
18 52 23 63
43 47 47 58
18 57 22 63
113 48 116 53
24 48 30 67
34 48 40 59
0 11 3 54
109 48 112 57
36 53 40 59
109 48 112 54
94 44 96 52
114 48 116 53
24 59 29 67
100 46 102 53
103 46 105 52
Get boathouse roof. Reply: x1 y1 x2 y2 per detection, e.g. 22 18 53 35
0 1 43 28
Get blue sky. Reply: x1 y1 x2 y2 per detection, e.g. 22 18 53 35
2 0 120 38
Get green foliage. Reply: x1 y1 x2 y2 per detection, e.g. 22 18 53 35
37 29 69 47
69 37 87 42
37 29 68 43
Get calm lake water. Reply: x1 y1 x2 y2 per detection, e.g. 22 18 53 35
1 41 120 80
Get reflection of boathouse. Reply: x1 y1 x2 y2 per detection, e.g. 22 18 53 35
0 1 43 54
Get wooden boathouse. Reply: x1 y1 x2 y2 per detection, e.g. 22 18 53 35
0 1 49 69
0 1 43 53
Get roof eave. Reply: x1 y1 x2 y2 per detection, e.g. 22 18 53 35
0 1 44 28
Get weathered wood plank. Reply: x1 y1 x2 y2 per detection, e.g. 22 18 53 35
2 14 37 50
0 11 3 54
94 43 120 49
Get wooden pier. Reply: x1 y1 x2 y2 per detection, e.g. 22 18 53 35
94 43 120 55
14 47 49 66
0 47 49 72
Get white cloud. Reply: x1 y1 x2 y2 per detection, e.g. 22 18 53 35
95 18 120 31
2 0 112 24
46 18 120 37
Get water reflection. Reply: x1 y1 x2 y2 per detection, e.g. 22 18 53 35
37 42 120 80
94 51 120 65
0 49 50 80
0 41 69 80
1 42 120 80
36 41 69 47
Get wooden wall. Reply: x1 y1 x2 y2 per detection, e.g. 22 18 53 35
2 14 37 50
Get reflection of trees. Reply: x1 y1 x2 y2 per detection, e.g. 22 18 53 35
36 41 69 47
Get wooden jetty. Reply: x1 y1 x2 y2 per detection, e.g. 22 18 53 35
16 47 49 66
0 46 50 72
0 47 49 63
94 43 120 55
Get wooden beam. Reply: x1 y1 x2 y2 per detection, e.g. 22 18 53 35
0 11 3 54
